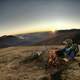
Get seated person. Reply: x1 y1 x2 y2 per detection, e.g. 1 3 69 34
57 39 79 61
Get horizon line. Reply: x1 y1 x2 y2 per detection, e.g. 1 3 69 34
0 28 80 37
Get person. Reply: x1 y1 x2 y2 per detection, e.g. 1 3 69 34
58 39 79 61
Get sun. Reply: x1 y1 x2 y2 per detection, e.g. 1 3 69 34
50 26 57 32
51 29 56 32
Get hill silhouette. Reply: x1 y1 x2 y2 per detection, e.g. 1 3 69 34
0 29 80 48
0 35 24 48
0 32 52 48
35 29 80 45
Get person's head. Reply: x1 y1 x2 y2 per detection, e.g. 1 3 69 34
63 39 73 45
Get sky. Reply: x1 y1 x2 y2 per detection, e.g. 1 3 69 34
0 0 80 36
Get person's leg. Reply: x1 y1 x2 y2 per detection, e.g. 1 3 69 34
68 51 75 60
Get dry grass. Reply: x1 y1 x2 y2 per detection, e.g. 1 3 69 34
0 45 80 80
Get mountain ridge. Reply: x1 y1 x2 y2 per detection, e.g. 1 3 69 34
0 29 80 48
35 29 80 45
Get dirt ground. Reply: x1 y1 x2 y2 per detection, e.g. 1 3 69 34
0 46 80 80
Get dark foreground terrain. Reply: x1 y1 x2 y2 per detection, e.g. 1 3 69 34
0 46 80 80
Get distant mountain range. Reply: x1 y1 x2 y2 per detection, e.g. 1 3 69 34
0 35 23 48
0 29 80 48
0 32 52 48
35 29 80 45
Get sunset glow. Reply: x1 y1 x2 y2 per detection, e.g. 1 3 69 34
0 0 80 36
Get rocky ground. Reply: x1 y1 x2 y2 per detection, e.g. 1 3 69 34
0 46 80 80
